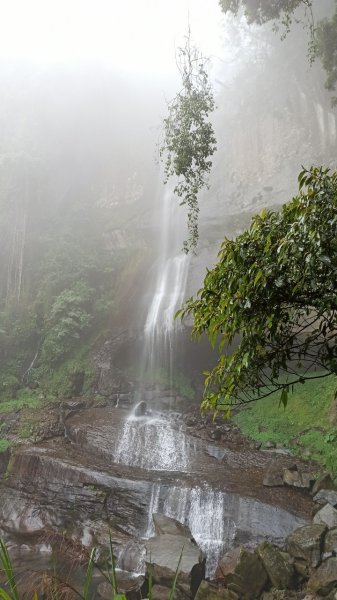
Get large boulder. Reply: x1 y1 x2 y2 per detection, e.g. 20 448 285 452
257 541 295 590
313 490 337 507
313 504 337 529
263 460 284 487
145 534 203 587
286 524 327 567
311 474 337 496
324 528 337 554
150 584 187 600
261 591 300 600
97 574 145 600
215 546 268 600
152 514 194 541
194 581 238 600
307 557 337 595
282 466 314 489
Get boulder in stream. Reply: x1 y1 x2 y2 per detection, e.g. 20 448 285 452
257 541 295 590
311 474 337 496
313 489 337 507
286 524 327 567
324 528 337 554
145 533 203 587
215 546 268 600
307 557 337 595
313 504 337 529
283 465 314 490
194 581 238 600
152 513 195 541
263 460 284 487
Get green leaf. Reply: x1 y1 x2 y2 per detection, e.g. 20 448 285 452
279 389 288 409
254 270 263 286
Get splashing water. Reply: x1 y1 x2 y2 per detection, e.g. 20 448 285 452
114 412 190 472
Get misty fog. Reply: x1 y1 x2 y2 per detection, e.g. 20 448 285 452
0 0 336 592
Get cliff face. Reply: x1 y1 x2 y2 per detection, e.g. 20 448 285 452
186 33 337 297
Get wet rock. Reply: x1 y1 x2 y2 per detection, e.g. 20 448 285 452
313 504 337 529
153 514 194 541
145 534 203 586
190 559 206 597
263 460 284 487
134 401 147 416
311 474 337 496
215 546 268 600
98 574 145 600
257 541 295 589
324 528 337 553
194 581 238 600
313 490 337 507
293 559 310 579
0 448 10 479
149 584 185 600
307 557 337 595
287 524 327 567
283 465 314 489
261 591 299 600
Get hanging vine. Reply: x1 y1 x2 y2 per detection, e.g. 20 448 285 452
160 31 217 253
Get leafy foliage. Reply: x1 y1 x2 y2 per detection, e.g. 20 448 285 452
160 32 216 253
219 0 337 100
178 167 337 411
316 8 337 104
41 281 94 365
219 0 313 29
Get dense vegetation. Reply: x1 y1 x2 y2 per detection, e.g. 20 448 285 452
179 167 337 410
0 70 154 410
219 0 337 103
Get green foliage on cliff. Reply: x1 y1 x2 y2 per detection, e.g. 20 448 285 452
0 162 143 403
219 0 337 102
179 167 337 410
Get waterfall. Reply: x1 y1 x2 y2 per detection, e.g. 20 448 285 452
143 483 305 577
143 484 235 576
143 186 190 377
114 185 192 470
114 412 190 471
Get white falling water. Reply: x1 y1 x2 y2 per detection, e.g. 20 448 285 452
144 187 190 374
115 186 192 470
143 483 306 577
144 484 236 576
114 412 190 471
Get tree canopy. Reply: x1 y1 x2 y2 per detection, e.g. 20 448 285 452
219 0 337 103
178 167 337 412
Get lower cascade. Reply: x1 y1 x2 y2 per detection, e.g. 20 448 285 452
109 399 307 578
114 410 191 472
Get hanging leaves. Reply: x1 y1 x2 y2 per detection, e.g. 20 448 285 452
160 30 216 253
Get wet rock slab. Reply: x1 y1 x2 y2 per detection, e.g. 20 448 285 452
0 404 313 581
